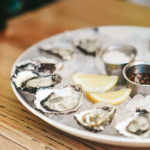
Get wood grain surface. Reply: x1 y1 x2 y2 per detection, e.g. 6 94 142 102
1 0 150 149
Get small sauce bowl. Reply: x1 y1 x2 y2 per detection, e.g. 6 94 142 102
99 44 137 85
123 61 150 97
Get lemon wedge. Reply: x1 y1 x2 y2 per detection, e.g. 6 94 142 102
72 73 118 93
86 88 131 105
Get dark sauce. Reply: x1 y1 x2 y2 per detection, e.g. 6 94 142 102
127 73 150 85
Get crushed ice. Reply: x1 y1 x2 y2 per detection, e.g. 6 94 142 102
126 94 150 112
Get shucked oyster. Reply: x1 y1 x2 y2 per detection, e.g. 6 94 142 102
40 41 75 60
16 57 63 75
34 85 83 114
73 28 101 56
74 104 116 132
115 108 150 138
35 63 63 76
11 71 62 93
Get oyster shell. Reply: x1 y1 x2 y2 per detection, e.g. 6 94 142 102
11 71 62 93
115 108 150 138
16 59 36 71
16 57 63 75
40 41 75 60
74 104 116 132
34 85 83 114
73 28 101 56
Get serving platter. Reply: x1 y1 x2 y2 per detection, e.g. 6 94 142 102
11 26 150 147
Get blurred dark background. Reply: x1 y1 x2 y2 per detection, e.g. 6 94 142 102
0 0 56 30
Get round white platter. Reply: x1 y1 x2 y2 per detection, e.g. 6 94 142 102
11 26 150 147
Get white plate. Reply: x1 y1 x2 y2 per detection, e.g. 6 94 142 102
11 26 150 147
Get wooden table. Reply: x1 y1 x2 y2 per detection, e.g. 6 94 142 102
1 0 150 149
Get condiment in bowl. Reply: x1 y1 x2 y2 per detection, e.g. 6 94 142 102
123 61 150 97
100 44 137 85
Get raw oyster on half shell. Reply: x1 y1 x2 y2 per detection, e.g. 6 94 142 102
40 41 75 60
16 57 63 75
73 28 101 56
115 108 150 138
11 71 62 93
35 63 63 76
74 104 116 132
34 84 83 114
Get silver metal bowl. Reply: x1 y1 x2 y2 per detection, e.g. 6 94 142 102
123 61 150 97
100 44 137 85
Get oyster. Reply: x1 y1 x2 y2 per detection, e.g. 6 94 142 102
11 71 62 93
40 41 74 60
16 57 63 75
115 108 150 138
17 57 57 70
34 85 83 114
35 63 63 76
73 28 101 56
74 104 116 132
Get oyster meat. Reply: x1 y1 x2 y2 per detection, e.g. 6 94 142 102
16 57 63 75
11 71 62 93
115 108 150 138
73 28 101 56
40 41 74 60
34 85 83 114
74 104 116 132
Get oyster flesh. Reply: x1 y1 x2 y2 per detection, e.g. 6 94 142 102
115 108 150 138
74 104 116 132
40 41 75 60
73 28 101 56
34 85 83 114
11 71 62 93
